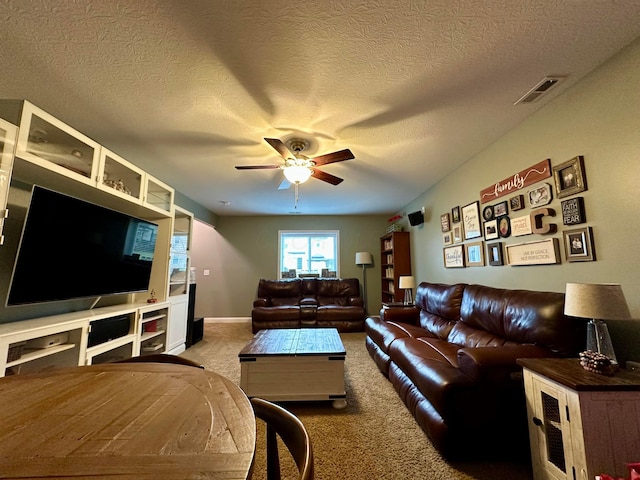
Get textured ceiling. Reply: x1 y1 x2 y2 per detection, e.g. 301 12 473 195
1 1 640 216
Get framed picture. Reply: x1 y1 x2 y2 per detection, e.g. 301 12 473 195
510 194 525 211
563 226 595 262
451 206 461 223
462 201 481 240
510 215 532 237
442 231 453 245
440 213 451 232
528 183 553 207
561 197 586 225
484 219 498 240
553 155 587 198
452 223 463 243
487 242 504 266
443 245 465 268
482 205 494 221
465 241 485 267
493 200 508 217
497 215 511 238
506 238 561 266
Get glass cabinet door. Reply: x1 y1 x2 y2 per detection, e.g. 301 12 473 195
169 207 193 297
97 147 145 204
143 175 174 216
15 102 101 186
0 118 18 245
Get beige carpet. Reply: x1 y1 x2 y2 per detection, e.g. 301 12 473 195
180 322 534 480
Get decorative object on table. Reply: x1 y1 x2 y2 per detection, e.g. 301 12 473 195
564 282 632 367
561 196 586 225
510 194 525 211
443 245 464 268
451 205 460 223
483 219 498 240
386 214 403 232
479 158 551 204
462 201 481 239
355 251 373 313
465 241 485 267
579 350 615 376
553 155 587 198
527 182 553 207
147 289 157 303
563 226 595 262
597 463 640 480
487 242 504 266
440 212 451 232
399 276 415 305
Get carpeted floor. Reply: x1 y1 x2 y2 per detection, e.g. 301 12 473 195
180 321 534 480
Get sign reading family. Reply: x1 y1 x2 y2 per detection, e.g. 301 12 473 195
480 159 551 204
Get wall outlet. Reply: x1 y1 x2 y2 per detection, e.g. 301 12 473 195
626 361 640 371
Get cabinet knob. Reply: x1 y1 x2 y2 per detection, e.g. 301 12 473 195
532 416 543 427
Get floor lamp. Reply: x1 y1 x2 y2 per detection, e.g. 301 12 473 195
355 252 373 313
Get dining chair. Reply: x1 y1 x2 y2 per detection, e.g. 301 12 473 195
250 397 314 480
117 353 204 368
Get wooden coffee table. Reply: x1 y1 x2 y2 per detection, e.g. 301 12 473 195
239 328 347 409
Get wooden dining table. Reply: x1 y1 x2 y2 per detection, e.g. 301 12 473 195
0 362 256 479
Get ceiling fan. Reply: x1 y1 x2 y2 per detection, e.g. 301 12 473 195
235 137 354 189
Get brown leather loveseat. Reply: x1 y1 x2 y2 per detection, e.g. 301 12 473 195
365 282 584 460
252 277 365 333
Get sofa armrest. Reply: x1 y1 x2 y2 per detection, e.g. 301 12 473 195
457 345 554 382
300 297 317 306
253 298 270 307
380 305 420 325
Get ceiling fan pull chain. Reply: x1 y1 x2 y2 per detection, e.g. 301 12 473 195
294 183 300 209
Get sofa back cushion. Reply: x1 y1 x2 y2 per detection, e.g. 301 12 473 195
257 278 302 306
415 282 466 339
316 278 360 306
449 284 583 355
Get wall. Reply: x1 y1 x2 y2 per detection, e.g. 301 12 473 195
207 215 387 317
397 36 640 363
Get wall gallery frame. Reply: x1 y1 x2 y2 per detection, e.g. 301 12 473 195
487 242 504 266
440 213 451 232
563 226 595 262
451 206 461 223
465 241 485 267
528 182 553 208
443 245 465 268
452 224 463 243
484 219 498 240
462 201 481 240
553 155 587 198
443 231 453 245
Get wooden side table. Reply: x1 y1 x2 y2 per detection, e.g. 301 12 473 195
518 358 640 480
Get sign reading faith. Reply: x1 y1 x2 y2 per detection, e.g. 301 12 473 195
480 159 552 204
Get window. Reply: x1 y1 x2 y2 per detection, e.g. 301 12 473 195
278 230 339 278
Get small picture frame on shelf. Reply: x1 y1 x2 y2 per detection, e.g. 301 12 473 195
487 242 504 266
563 226 595 262
553 155 587 198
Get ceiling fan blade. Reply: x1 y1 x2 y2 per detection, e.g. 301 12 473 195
277 177 292 190
311 149 354 167
264 137 294 160
235 165 281 170
311 168 344 185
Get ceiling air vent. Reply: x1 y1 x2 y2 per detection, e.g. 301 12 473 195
514 76 566 105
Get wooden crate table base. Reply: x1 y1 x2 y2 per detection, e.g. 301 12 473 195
239 328 347 409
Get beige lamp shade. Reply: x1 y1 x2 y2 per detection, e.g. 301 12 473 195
564 283 632 320
355 252 373 265
399 276 415 290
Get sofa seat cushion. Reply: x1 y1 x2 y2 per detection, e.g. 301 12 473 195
316 305 365 321
389 337 476 421
252 305 301 321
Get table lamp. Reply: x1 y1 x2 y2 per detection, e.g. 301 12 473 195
355 252 373 313
399 275 415 305
564 282 632 366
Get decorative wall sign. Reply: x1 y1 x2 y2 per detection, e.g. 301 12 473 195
443 245 465 268
510 194 525 211
497 215 511 238
528 182 553 207
553 155 587 198
487 242 504 266
484 219 498 240
505 238 560 266
451 206 461 223
465 241 485 267
462 201 481 239
480 159 551 204
510 215 532 237
563 226 595 262
561 197 586 225
440 213 451 232
530 207 557 235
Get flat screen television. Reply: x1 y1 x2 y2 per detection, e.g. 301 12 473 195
7 186 159 306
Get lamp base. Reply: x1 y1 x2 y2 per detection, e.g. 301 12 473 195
586 319 618 366
403 289 413 306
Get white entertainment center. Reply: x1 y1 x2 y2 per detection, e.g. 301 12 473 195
0 100 193 377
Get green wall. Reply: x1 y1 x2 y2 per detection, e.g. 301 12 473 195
210 215 387 316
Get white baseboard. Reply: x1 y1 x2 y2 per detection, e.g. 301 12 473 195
204 317 251 324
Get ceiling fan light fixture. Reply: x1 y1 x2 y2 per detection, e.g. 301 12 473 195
283 165 312 184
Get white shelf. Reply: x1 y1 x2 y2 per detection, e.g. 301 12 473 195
6 343 76 368
141 313 166 324
85 333 136 357
141 330 166 342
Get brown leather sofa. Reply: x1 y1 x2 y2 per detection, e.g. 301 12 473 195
252 277 365 333
365 282 584 460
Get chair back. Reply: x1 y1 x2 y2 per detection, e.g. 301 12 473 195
117 353 204 368
251 397 314 480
